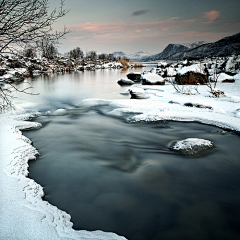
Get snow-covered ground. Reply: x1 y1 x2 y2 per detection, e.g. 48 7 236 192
1 64 240 239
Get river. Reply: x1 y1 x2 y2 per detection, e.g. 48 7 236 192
16 64 240 240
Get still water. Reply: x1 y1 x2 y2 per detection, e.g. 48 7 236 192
20 65 240 240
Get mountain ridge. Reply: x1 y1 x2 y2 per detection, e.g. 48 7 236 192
142 32 240 61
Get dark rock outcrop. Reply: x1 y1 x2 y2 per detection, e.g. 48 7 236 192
117 78 135 86
175 72 207 85
127 72 142 81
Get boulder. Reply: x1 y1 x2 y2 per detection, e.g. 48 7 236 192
184 102 213 110
217 73 235 83
127 72 142 82
129 87 149 99
175 71 207 85
175 64 207 85
0 68 7 76
141 73 165 85
117 78 135 86
169 138 213 156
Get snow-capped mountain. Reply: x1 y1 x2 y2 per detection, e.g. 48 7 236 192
128 51 151 60
111 51 151 60
142 32 240 61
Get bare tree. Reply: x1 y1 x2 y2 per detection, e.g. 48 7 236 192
0 0 69 57
69 47 84 59
22 46 37 58
37 36 58 59
86 51 97 61
0 0 69 111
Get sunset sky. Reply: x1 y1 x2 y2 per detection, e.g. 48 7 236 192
50 0 240 55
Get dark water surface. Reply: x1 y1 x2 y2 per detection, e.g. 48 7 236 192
21 65 240 240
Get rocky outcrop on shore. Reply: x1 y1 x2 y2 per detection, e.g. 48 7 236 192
0 56 130 83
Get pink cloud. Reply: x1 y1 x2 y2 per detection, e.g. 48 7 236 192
69 17 195 36
202 10 221 23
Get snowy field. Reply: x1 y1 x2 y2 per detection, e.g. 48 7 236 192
1 70 240 239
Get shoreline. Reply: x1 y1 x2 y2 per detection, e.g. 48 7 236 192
1 70 240 239
0 111 127 240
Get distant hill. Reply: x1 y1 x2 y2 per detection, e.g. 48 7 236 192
142 33 240 61
128 51 151 60
112 51 151 60
112 51 126 58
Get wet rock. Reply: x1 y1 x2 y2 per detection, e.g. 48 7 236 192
127 72 142 82
117 78 135 86
169 100 180 104
184 102 213 110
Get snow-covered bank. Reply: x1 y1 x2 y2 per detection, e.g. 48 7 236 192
81 80 240 133
0 111 126 240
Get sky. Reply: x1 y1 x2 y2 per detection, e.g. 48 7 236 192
50 0 240 55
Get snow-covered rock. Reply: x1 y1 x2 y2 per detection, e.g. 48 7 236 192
129 87 149 99
142 73 165 85
157 61 168 68
170 138 213 156
218 73 235 83
177 64 203 75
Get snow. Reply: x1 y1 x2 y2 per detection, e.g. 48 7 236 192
218 73 234 82
84 80 240 133
2 56 240 239
177 64 203 75
0 111 127 240
128 87 149 99
234 73 240 80
142 73 165 84
170 138 213 155
157 61 168 67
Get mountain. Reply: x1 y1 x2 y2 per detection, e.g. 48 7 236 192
111 51 127 58
142 32 240 61
112 51 151 60
142 41 207 61
128 51 151 60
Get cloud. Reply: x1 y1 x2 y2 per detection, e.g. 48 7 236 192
202 10 221 23
132 10 149 16
69 17 191 35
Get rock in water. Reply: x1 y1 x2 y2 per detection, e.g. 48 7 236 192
169 138 213 156
129 87 149 99
141 73 165 85
117 78 135 86
127 72 142 81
